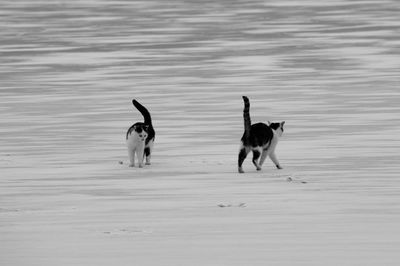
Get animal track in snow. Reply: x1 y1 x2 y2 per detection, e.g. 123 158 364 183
102 228 153 236
218 203 246 208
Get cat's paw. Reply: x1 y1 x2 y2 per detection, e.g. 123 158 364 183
129 163 135 167
238 167 245 173
256 166 262 171
138 164 144 168
276 164 283 169
145 162 151 165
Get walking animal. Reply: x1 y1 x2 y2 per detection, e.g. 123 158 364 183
126 99 155 168
238 96 285 173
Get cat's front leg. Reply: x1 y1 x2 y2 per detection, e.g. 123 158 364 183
269 152 282 169
252 149 262 171
238 146 250 173
136 146 145 168
128 148 136 167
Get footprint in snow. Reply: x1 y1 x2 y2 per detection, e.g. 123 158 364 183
286 176 307 184
103 228 152 235
218 203 246 208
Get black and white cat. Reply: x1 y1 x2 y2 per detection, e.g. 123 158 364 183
238 96 285 173
126 99 155 168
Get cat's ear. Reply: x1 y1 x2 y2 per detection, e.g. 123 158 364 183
268 121 271 126
281 121 285 126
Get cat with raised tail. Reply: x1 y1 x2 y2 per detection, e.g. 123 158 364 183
238 96 285 173
126 99 155 168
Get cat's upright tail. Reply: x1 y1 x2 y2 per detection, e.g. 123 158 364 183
132 99 152 126
242 96 251 139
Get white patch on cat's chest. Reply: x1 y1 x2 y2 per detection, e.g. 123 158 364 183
127 131 147 168
127 132 146 146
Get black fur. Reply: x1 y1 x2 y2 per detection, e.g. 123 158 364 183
238 148 249 169
241 122 274 148
252 149 261 170
269 122 282 131
242 96 251 139
238 123 274 171
132 99 152 125
144 147 151 157
130 99 155 145
126 123 148 140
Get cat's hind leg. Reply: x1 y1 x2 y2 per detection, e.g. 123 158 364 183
252 149 262 171
144 147 151 165
238 145 250 173
144 140 154 165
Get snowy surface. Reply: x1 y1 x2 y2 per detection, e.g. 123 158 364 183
1 0 400 265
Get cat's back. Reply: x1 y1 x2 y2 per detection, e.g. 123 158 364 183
243 122 273 147
250 122 273 138
251 122 269 131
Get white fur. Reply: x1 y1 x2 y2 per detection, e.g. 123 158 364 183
259 129 282 169
126 131 148 168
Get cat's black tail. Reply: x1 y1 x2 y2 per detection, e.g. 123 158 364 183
132 99 152 125
242 96 251 138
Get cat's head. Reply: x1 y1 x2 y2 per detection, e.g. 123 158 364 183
134 124 149 141
268 121 285 137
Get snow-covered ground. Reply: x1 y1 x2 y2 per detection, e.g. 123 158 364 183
1 0 400 265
